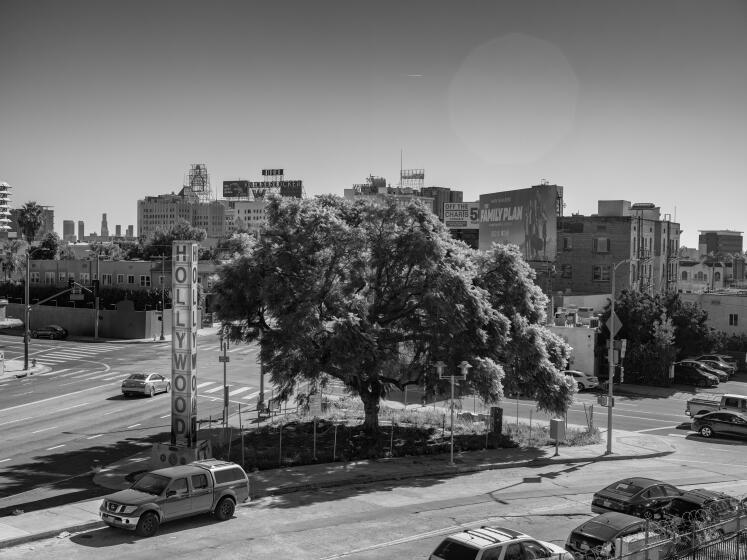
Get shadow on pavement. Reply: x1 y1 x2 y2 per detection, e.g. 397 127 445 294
0 431 169 517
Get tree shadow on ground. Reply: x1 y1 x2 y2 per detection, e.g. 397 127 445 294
0 430 170 517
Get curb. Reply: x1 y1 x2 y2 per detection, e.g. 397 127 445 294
0 520 105 550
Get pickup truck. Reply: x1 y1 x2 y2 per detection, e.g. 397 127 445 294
685 393 747 417
100 458 250 537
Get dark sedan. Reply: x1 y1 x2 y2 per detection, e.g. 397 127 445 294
30 324 68 340
591 478 683 519
680 360 728 382
692 411 747 440
673 362 719 387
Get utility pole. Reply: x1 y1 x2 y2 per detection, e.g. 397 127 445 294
94 254 100 340
24 252 29 370
258 326 265 411
219 336 230 429
606 259 630 455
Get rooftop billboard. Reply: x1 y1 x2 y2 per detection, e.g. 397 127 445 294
478 184 557 260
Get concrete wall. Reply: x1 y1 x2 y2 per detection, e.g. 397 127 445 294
4 301 192 340
548 325 599 377
680 292 747 337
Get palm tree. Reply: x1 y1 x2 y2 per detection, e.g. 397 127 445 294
16 201 45 243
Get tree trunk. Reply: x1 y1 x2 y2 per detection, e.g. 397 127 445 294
359 389 380 434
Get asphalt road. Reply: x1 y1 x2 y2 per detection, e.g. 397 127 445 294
3 437 747 560
0 332 265 515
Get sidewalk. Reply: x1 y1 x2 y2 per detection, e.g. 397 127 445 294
0 427 675 550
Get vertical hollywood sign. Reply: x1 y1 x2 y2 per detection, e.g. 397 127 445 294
171 241 199 447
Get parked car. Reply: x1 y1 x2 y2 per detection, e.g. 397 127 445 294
692 357 736 377
30 324 68 340
591 477 683 519
430 526 573 560
691 354 737 369
100 459 250 537
564 370 599 391
566 512 671 560
691 411 747 440
121 373 171 397
664 489 745 537
680 360 729 382
685 393 747 417
673 362 719 387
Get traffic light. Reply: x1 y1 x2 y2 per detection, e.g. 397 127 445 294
68 278 74 289
92 279 100 298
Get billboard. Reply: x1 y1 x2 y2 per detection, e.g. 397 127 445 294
478 184 558 260
444 202 479 230
223 180 250 198
262 168 284 176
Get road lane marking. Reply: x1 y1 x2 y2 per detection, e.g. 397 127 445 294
103 409 122 416
60 369 89 377
0 416 33 427
160 414 170 418
203 386 224 394
53 402 89 412
127 424 141 429
0 458 11 463
46 445 65 450
0 384 117 414
242 391 261 400
229 386 251 396
196 381 216 389
87 434 103 439
636 425 681 433
32 426 58 434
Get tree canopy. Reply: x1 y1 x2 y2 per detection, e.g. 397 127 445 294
142 219 207 258
16 201 45 242
213 195 573 432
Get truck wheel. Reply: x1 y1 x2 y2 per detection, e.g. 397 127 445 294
214 497 235 521
136 512 160 537
699 426 713 438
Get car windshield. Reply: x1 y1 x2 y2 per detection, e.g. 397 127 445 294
132 473 170 495
431 538 479 560
605 482 643 495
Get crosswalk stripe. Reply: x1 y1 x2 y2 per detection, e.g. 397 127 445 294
98 374 127 381
228 386 251 396
242 391 261 400
203 385 224 394
72 371 113 379
196 382 216 389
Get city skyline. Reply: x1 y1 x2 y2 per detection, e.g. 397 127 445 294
2 1 746 248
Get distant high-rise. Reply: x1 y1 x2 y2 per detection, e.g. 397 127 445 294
126 225 133 238
101 213 109 237
0 182 12 232
115 224 122 237
78 220 84 241
62 220 76 242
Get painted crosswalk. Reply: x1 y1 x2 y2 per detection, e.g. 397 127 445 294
28 343 125 365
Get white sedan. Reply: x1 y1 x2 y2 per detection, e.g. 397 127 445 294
121 373 171 397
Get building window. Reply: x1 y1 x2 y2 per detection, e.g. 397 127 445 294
80 272 90 284
117 274 125 284
31 271 40 283
59 272 67 282
102 274 113 285
714 271 721 282
140 275 151 287
729 314 738 326
593 238 609 253
128 275 135 284
562 237 572 251
45 271 55 285
681 271 688 280
592 265 611 282
560 264 572 278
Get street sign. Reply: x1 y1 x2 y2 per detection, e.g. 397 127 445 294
604 311 623 338
439 373 467 381
218 356 230 363
597 395 615 407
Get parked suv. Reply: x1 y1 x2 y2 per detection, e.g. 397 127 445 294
664 489 745 539
566 512 671 560
100 459 250 537
673 362 719 387
430 526 573 560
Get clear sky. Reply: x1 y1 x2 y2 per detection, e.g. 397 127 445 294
2 1 745 248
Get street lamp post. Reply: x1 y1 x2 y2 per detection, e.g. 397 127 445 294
434 360 472 466
86 250 101 340
606 258 630 455
24 252 30 370
160 254 165 341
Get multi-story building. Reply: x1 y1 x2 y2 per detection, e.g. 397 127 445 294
698 230 743 257
101 213 109 238
0 182 11 233
62 220 76 242
420 186 464 220
137 187 226 246
554 200 680 298
680 291 747 336
126 225 133 238
77 220 85 242
344 175 435 211
222 198 267 236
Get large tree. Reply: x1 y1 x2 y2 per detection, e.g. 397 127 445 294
29 232 61 260
142 219 207 258
0 239 25 281
213 195 509 432
16 201 45 243
473 244 574 415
